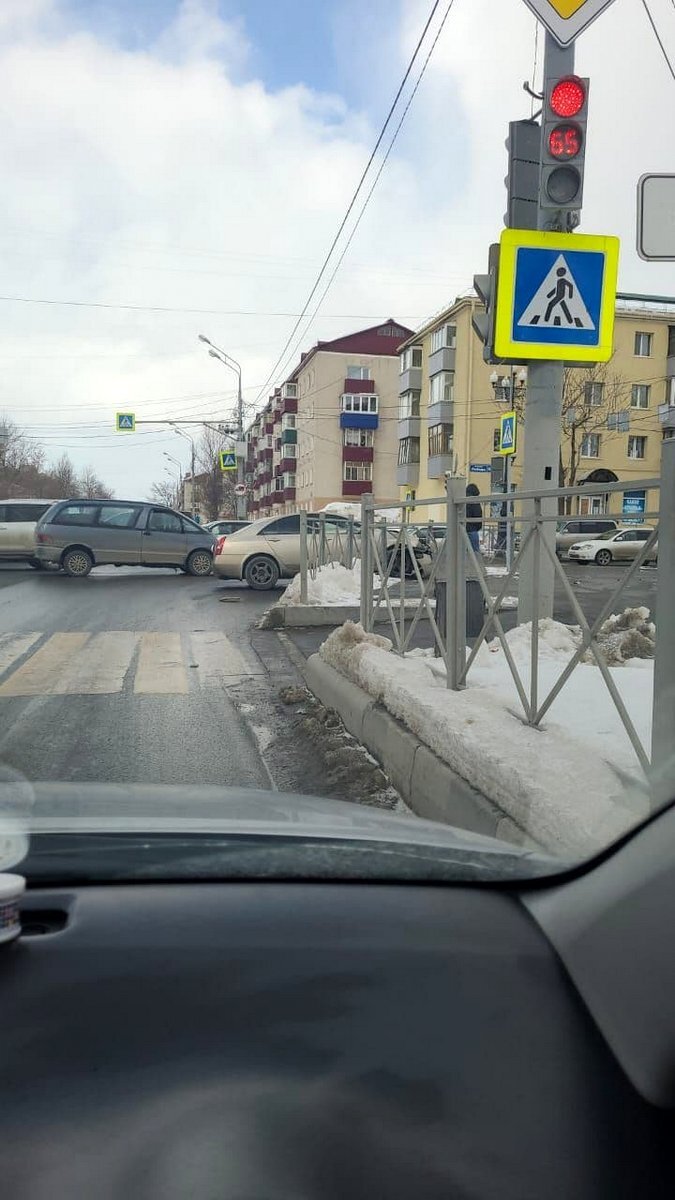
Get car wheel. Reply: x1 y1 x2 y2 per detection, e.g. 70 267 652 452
62 548 93 578
595 549 612 566
244 554 279 590
185 549 213 577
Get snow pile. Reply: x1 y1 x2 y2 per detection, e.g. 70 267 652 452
587 607 655 665
476 608 655 669
279 561 363 607
319 620 650 856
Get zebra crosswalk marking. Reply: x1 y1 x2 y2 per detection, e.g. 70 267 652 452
0 632 90 696
0 633 41 677
133 632 189 695
190 631 255 688
50 631 138 695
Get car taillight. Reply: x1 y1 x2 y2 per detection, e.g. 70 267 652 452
214 535 227 555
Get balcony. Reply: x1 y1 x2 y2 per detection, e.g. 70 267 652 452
396 462 419 487
281 427 297 445
343 378 375 394
659 404 675 431
340 412 378 431
279 456 296 472
281 382 298 400
427 452 454 479
281 396 298 415
283 487 296 502
427 400 454 425
264 422 274 435
259 447 273 461
399 366 422 394
428 346 455 376
398 416 420 439
341 444 373 463
342 479 372 497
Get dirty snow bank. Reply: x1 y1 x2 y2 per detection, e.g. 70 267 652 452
319 620 650 856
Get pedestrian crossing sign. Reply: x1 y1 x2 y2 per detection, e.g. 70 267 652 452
499 411 517 456
116 412 135 432
219 449 237 471
494 229 619 362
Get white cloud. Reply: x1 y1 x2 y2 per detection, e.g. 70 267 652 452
0 0 673 499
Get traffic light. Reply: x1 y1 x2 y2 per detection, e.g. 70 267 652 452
472 243 500 364
504 119 540 230
540 73 589 220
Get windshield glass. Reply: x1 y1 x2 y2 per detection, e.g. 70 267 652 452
0 0 669 888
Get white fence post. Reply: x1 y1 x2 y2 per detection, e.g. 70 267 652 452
651 438 675 807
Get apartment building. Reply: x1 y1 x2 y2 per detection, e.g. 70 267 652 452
246 320 413 517
396 297 675 522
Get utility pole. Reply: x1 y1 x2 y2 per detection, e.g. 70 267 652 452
517 33 576 623
198 335 247 520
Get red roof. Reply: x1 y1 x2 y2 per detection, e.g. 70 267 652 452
288 320 413 380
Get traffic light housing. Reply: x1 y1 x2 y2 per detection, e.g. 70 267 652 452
540 73 589 221
472 243 500 364
504 119 540 230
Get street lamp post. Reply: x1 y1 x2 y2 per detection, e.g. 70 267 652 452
170 426 197 517
163 465 181 510
163 452 183 508
198 334 246 519
490 368 526 571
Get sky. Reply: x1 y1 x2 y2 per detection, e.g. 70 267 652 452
1 0 674 500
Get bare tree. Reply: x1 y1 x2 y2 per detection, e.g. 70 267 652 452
77 466 113 499
150 480 177 507
51 453 79 498
194 426 236 521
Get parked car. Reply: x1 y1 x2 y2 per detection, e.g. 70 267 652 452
205 519 251 537
567 526 658 566
0 499 56 567
556 518 618 557
212 513 358 589
34 499 215 577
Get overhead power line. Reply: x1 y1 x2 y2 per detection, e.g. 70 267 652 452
253 0 445 406
273 0 457 389
641 0 675 82
0 294 417 321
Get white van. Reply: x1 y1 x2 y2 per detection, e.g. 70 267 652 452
0 499 57 567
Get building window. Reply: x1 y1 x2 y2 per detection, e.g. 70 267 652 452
631 383 650 408
281 414 296 430
378 324 407 337
429 371 454 404
581 433 600 458
398 437 420 466
341 394 379 414
282 444 297 459
347 365 371 380
400 345 422 372
283 472 296 488
628 435 646 459
343 428 374 448
430 324 456 353
428 423 453 457
634 331 653 357
399 390 420 420
344 461 372 482
584 381 604 406
668 326 675 357
281 382 297 399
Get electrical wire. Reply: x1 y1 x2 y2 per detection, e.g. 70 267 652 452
0 294 420 321
641 0 675 82
252 0 445 407
271 0 457 390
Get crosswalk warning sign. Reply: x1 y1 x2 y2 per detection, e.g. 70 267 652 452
494 229 619 363
219 449 237 471
499 411 517 456
517 255 594 331
116 412 135 432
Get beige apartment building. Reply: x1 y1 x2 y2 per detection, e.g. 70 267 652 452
246 320 412 517
396 297 675 523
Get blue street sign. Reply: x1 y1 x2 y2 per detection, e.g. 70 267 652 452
116 412 135 432
470 463 491 473
499 411 517 456
494 230 619 363
218 449 237 471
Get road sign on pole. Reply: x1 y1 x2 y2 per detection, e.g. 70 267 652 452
116 412 135 432
494 228 619 362
499 412 518 456
218 449 237 472
521 0 617 47
637 174 675 262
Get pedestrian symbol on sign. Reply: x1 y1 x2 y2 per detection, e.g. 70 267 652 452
499 411 517 456
518 255 594 331
115 412 136 432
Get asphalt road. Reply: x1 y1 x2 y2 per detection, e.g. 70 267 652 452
0 565 293 792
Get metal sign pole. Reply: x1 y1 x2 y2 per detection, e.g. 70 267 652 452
518 31 575 625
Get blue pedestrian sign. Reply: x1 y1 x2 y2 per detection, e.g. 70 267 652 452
499 411 517 456
115 412 135 432
494 229 619 363
218 449 237 471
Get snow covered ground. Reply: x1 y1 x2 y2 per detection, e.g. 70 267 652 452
279 562 363 607
319 618 653 856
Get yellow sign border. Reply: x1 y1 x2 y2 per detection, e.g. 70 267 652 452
116 412 136 432
499 411 517 456
494 228 619 363
219 451 237 472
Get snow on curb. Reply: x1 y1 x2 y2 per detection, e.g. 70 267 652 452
319 621 651 856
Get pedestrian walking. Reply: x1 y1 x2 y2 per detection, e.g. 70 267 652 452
466 483 482 555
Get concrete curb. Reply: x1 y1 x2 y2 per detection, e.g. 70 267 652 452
261 603 430 629
299 650 532 847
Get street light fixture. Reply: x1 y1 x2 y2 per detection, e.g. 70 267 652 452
198 334 246 519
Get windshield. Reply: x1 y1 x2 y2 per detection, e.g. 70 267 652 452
0 0 669 889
